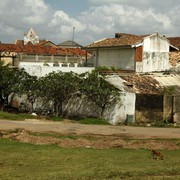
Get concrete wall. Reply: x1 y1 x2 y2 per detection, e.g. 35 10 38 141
136 33 170 73
163 95 180 125
93 48 135 70
14 54 86 67
104 76 136 124
19 65 94 77
0 57 13 65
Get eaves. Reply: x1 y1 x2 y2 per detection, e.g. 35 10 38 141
83 45 133 51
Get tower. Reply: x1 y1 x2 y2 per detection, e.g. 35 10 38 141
24 28 39 45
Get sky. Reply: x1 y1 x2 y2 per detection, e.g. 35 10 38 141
0 0 179 46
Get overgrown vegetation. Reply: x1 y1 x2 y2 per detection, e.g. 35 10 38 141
164 86 177 95
0 62 121 120
0 138 179 179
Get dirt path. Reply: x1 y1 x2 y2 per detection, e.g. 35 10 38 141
0 119 180 139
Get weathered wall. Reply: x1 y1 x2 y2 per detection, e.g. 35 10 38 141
9 76 135 125
163 95 173 121
135 94 163 122
19 65 94 77
104 92 135 124
0 57 13 65
164 95 180 124
136 33 170 73
174 96 180 125
93 48 135 70
104 76 136 124
14 54 86 67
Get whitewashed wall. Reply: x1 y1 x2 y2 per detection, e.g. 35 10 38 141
136 33 170 73
19 64 94 77
104 75 136 124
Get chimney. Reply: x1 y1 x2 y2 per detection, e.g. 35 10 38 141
115 33 121 38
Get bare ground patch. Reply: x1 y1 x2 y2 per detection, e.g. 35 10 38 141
1 129 180 150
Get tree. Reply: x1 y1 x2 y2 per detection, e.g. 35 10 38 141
19 73 39 112
38 71 80 116
80 70 121 118
0 61 30 110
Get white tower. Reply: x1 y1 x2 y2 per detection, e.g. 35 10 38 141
24 28 39 45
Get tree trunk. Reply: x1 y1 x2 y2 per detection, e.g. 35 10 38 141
100 105 106 119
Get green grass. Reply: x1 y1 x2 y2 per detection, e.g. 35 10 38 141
47 116 110 125
0 111 38 121
77 117 110 125
0 138 179 179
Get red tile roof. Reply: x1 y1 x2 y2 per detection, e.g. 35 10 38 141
169 51 180 66
35 40 58 47
0 43 87 56
168 37 180 49
85 33 143 48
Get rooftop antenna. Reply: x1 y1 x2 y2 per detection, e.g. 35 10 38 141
72 27 75 42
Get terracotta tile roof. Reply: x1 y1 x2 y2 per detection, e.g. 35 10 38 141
15 40 24 45
169 51 180 66
119 74 163 94
35 40 58 47
85 33 143 48
0 43 87 56
168 37 180 66
168 37 180 49
58 40 82 48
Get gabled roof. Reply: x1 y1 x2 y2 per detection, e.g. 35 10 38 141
168 37 180 49
85 32 180 50
0 43 87 56
35 40 58 47
85 33 144 48
58 40 82 48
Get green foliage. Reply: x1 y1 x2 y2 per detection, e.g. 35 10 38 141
80 71 121 118
94 66 117 72
94 66 112 72
151 119 175 127
38 71 80 116
164 86 177 95
0 62 32 110
0 111 37 120
0 139 180 179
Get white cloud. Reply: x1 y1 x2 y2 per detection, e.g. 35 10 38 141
78 4 176 44
0 0 179 45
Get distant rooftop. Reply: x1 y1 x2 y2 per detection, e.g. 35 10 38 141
58 40 82 48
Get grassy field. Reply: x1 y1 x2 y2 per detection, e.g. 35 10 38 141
0 138 180 180
0 111 38 121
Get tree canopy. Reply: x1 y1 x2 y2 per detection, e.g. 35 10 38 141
80 70 121 118
38 71 80 116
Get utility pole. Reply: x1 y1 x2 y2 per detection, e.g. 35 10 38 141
72 27 75 42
